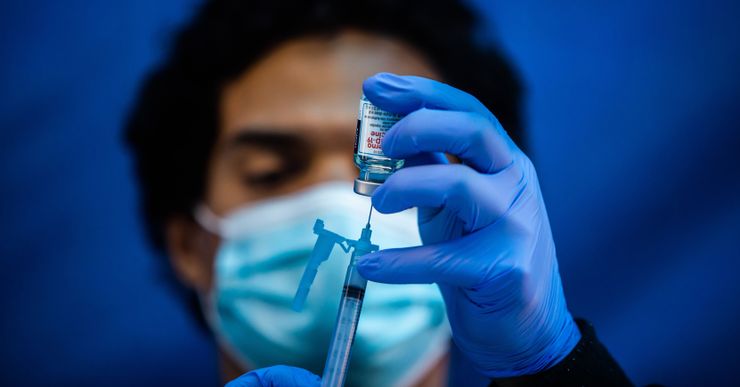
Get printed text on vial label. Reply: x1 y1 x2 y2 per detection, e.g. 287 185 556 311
358 103 402 156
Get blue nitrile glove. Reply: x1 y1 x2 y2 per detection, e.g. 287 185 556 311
355 73 581 378
225 365 320 387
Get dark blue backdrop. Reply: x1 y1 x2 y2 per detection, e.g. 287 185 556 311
1 1 738 386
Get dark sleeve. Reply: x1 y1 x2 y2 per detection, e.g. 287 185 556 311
490 319 634 387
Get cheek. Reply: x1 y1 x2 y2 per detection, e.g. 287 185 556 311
299 152 356 185
199 233 221 292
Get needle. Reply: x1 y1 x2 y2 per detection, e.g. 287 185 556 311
366 204 373 228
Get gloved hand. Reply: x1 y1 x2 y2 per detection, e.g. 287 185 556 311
226 365 320 387
356 73 581 378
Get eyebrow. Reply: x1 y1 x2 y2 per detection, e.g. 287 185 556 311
223 128 307 151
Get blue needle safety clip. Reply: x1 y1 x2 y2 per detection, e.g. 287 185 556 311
292 219 378 312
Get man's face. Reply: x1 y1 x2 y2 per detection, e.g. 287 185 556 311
165 30 438 298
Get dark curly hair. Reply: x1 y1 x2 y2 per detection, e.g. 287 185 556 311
125 0 523 251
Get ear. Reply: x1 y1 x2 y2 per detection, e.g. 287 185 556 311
165 216 219 293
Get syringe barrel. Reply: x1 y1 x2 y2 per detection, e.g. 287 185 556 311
320 262 367 387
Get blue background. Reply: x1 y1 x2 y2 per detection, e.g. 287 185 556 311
1 1 738 386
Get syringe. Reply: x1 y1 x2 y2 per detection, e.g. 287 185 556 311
292 206 379 387
321 208 375 387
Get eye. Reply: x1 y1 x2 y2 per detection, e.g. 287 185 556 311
243 167 291 187
239 152 287 188
237 146 308 189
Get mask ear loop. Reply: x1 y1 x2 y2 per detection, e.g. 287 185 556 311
194 204 225 236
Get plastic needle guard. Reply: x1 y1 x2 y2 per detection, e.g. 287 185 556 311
292 219 351 311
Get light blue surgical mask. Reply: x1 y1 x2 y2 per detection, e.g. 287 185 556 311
195 181 449 387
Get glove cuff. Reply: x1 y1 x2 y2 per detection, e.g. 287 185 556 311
492 319 634 387
533 312 582 372
483 312 581 378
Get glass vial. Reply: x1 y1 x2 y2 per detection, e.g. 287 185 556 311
353 95 405 196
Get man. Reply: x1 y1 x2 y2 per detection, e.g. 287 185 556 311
126 0 633 385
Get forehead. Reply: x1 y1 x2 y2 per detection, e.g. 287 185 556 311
219 30 438 137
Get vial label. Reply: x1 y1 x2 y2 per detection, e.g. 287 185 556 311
354 95 403 157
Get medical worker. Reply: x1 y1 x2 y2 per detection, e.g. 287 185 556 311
125 0 633 386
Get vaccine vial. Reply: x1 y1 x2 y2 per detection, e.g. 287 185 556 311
353 95 404 196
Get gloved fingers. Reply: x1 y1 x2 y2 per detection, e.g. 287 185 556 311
402 151 448 168
225 365 321 387
356 237 483 288
362 72 491 116
372 163 478 220
372 163 525 232
383 108 514 174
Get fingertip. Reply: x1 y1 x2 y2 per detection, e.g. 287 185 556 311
311 373 322 384
372 72 406 85
361 75 378 97
225 373 258 387
370 182 403 214
357 250 406 284
357 247 439 285
370 185 388 211
291 367 322 385
268 365 321 386
362 72 417 113
380 124 399 157
362 72 400 94
356 253 381 278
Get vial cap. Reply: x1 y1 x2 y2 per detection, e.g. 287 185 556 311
353 178 381 196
